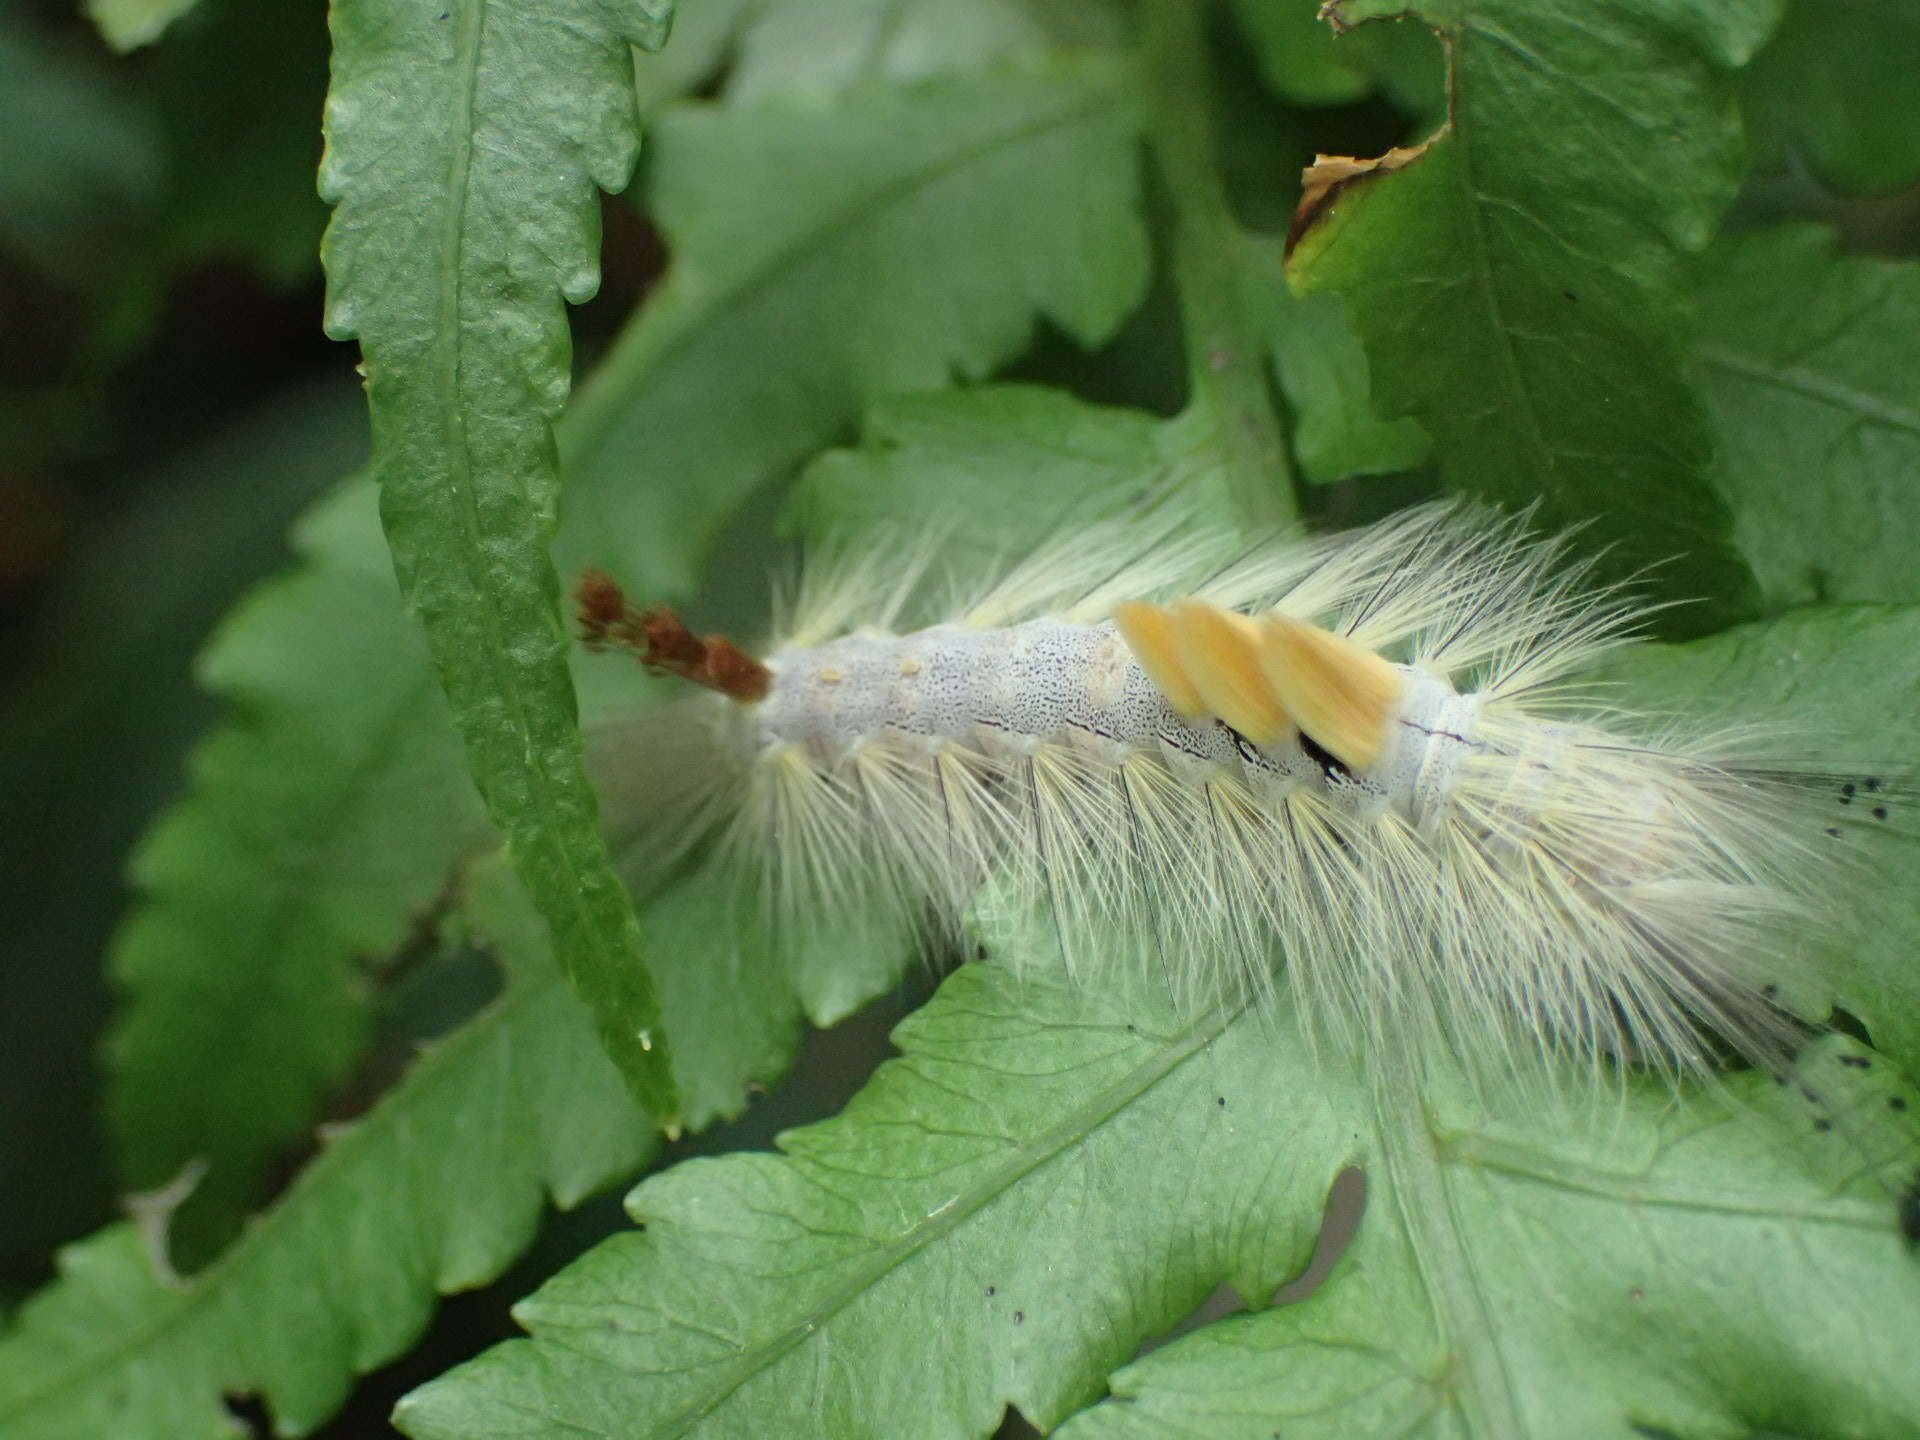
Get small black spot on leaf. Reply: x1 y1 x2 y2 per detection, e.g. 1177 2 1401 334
1013 1310 1025 1324
1874 806 1890 821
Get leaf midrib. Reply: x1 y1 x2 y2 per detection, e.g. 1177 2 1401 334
111 659 452 1153
1697 340 1920 439
1445 20 1566 502
2 958 571 1421
645 992 1249 1438
412 0 664 1103
1447 1130 1897 1228
562 60 1130 471
1372 1057 1526 1440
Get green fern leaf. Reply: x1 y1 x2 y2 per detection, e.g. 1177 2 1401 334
0 862 650 1439
319 0 680 1117
555 52 1150 594
105 478 483 1254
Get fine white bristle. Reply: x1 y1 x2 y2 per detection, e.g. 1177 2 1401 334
585 502 1877 1097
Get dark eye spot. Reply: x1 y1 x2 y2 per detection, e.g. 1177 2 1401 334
1838 1055 1872 1070
1841 783 1856 803
1867 777 1885 792
1873 806 1890 821
1813 1118 1833 1133
1826 827 1843 838
1891 1096 1910 1113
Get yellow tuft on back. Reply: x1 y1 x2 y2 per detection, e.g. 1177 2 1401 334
1112 602 1207 720
1167 600 1293 747
1259 616 1402 770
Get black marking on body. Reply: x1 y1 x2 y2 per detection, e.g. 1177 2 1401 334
1157 725 1215 762
1221 722 1277 772
1401 720 1474 746
1297 730 1353 784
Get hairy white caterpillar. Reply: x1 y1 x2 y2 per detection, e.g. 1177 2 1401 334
580 504 1881 1094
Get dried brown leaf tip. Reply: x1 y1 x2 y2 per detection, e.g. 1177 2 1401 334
572 569 771 703
1287 143 1429 255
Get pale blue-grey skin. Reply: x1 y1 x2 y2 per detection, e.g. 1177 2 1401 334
752 618 1484 834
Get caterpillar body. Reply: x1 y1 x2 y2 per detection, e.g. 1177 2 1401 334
581 504 1871 1094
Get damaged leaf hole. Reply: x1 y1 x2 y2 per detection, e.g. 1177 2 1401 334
1131 1166 1368 1362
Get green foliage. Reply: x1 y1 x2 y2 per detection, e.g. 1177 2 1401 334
0 378 370 1294
556 43 1150 594
1740 0 1920 196
0 14 160 285
104 479 484 1257
0 862 653 1439
396 942 1367 1440
1604 606 1920 1074
0 0 332 381
6 0 1920 1437
401 945 1919 1440
85 0 203 53
320 0 680 1118
1288 0 1776 633
1226 0 1444 114
1695 223 1920 609
1055 1036 1919 1440
789 385 1192 555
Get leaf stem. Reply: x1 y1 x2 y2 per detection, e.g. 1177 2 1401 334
1141 0 1298 528
1371 1050 1524 1440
